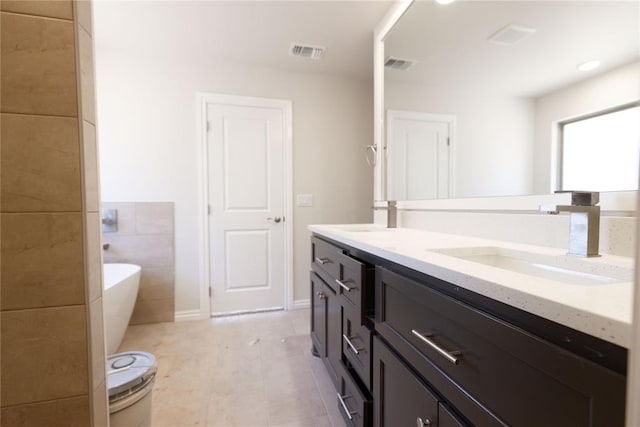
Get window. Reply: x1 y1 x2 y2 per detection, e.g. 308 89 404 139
559 103 640 192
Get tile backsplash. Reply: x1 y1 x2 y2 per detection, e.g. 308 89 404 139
102 202 175 324
387 210 636 258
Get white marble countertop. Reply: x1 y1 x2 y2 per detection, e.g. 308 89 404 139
308 224 635 348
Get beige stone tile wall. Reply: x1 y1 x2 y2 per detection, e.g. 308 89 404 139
0 1 107 425
1 213 85 310
103 202 176 324
1 114 82 211
1 396 91 427
1 11 78 116
1 306 89 406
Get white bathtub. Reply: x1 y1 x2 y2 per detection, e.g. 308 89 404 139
104 263 141 355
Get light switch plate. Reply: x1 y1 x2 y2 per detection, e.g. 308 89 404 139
296 194 313 207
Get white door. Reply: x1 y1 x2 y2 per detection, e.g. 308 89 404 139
386 110 454 200
207 98 288 315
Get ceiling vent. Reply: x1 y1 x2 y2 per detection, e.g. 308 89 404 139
289 43 325 60
384 57 416 70
488 24 536 46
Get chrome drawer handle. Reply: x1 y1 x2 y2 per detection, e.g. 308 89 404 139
337 393 356 420
342 334 362 355
315 257 331 265
411 329 461 365
316 292 326 300
417 417 432 427
335 279 356 292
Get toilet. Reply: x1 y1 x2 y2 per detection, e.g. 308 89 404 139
107 351 157 427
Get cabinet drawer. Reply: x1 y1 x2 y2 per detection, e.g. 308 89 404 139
312 236 343 279
373 336 439 427
336 252 372 314
375 266 626 427
342 305 372 390
439 403 466 427
337 363 372 427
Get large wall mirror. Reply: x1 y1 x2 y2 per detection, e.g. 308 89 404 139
379 0 640 202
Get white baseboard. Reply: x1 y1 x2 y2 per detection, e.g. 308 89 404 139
178 301 309 321
292 299 310 309
211 306 284 317
175 309 208 322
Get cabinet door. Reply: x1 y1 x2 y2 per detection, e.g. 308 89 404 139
310 271 327 358
311 270 341 386
373 336 439 427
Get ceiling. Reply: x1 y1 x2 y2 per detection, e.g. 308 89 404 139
385 1 640 98
93 0 392 80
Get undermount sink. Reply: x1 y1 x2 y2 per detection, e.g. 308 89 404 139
430 246 633 285
338 225 391 232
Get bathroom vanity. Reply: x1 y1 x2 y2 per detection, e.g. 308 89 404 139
309 225 631 427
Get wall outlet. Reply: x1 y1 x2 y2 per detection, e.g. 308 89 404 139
296 194 313 207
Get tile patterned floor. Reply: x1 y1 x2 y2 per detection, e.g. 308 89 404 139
116 308 347 427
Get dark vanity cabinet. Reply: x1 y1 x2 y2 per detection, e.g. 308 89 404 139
310 236 375 425
375 266 626 426
310 234 627 427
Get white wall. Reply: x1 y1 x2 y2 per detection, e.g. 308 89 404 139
95 52 373 314
533 61 640 194
385 82 535 198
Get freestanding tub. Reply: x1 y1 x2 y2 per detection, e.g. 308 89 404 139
104 263 141 355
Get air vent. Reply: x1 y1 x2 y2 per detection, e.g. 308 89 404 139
384 57 416 70
289 43 325 60
488 24 536 46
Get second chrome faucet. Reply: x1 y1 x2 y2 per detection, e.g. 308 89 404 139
539 191 600 257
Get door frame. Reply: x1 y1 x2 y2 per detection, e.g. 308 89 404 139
386 109 456 199
196 92 293 318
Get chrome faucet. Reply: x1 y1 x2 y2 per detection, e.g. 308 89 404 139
102 209 118 233
539 191 600 257
387 200 397 229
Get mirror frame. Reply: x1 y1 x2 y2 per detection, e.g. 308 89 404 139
373 0 413 204
373 0 638 213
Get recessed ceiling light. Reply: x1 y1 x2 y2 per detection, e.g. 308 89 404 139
577 60 601 72
436 0 456 4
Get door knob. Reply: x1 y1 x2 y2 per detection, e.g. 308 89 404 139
267 216 282 223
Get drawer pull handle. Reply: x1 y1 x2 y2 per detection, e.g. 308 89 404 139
337 393 356 420
411 329 461 365
315 257 331 265
335 279 356 292
316 292 326 300
342 334 362 355
417 417 432 427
